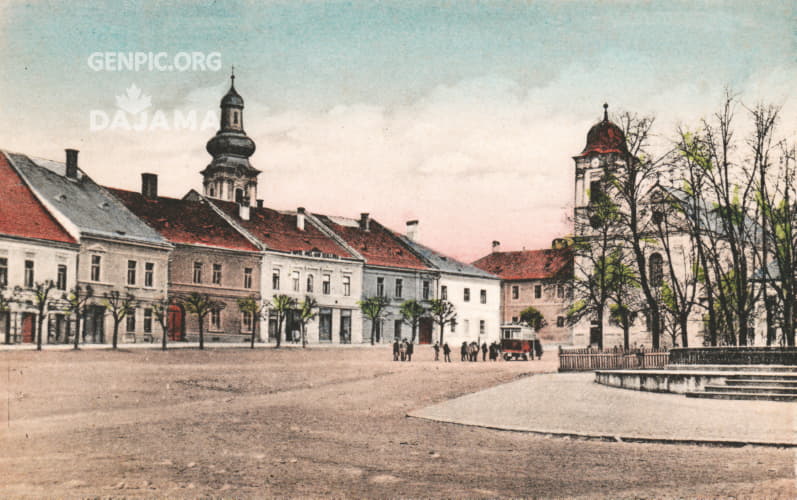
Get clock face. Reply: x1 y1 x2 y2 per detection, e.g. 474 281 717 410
590 157 600 168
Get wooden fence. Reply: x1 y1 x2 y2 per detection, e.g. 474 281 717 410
558 346 669 372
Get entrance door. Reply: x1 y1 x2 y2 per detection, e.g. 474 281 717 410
0 312 9 344
84 305 105 343
339 310 351 344
419 317 433 344
319 308 332 342
589 320 602 349
167 304 183 341
21 313 35 343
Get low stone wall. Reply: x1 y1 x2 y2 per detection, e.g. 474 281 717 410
670 347 797 366
595 370 729 394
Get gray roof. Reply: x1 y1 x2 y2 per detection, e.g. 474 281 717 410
395 234 499 280
6 152 169 247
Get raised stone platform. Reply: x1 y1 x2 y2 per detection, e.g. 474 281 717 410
596 364 797 401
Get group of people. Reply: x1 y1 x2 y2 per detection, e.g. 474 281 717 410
392 339 415 361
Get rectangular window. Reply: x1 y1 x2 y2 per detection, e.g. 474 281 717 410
464 288 470 302
91 255 101 282
590 180 602 204
534 285 542 299
556 316 565 328
244 268 253 289
0 258 7 286
340 309 352 343
272 269 280 290
306 274 314 293
211 309 221 330
144 262 154 287
319 308 332 342
127 260 136 285
126 309 136 332
395 279 403 298
24 260 34 288
343 276 351 296
322 274 331 295
557 284 564 299
422 281 430 300
512 285 519 299
440 285 447 300
212 264 222 285
480 289 487 304
193 262 203 284
144 308 153 333
292 271 300 292
451 319 456 333
479 320 486 335
376 277 384 297
242 311 253 332
56 264 67 290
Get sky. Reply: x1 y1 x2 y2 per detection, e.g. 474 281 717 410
0 0 795 261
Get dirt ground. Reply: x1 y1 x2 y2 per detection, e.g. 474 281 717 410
1 346 794 499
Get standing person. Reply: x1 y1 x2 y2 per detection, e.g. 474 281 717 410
432 341 440 361
481 342 488 361
393 340 400 361
400 339 408 361
460 341 468 361
443 342 451 362
534 339 543 360
406 340 414 362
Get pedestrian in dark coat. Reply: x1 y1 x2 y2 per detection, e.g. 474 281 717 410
443 342 451 362
460 342 468 361
533 339 543 360
432 341 440 361
481 342 488 361
393 340 399 361
406 341 414 361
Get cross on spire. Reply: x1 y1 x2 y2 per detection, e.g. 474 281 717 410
231 65 235 84
603 102 609 121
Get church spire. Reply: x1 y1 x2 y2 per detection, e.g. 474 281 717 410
202 71 260 205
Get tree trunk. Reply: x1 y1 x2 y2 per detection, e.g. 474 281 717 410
276 316 283 348
250 319 257 349
198 317 205 350
622 312 630 351
112 321 119 349
679 314 689 348
161 324 167 351
73 314 81 350
411 323 417 344
36 313 44 351
370 320 376 345
439 323 445 346
302 323 307 348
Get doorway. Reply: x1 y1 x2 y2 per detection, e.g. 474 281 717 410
167 304 184 341
21 313 35 343
419 317 433 344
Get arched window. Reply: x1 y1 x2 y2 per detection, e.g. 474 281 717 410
649 253 663 287
306 274 314 293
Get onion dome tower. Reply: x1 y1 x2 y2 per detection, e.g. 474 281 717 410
573 103 629 210
201 68 260 205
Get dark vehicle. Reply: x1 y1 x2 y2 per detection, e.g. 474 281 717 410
499 324 536 361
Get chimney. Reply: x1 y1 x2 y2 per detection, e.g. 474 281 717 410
256 199 263 209
239 202 250 221
297 207 306 231
141 173 158 198
65 149 78 179
406 220 419 241
492 240 501 253
359 213 370 231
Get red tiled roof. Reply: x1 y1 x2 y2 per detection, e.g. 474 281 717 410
0 152 76 244
107 188 258 252
316 215 428 270
212 200 356 258
472 248 572 281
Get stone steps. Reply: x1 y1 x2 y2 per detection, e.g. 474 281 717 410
686 391 797 402
666 364 797 372
704 384 797 394
729 378 797 387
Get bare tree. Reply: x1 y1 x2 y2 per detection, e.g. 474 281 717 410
237 295 266 349
358 296 390 345
428 299 456 346
26 280 55 351
181 292 225 350
270 294 297 348
63 285 94 350
399 299 426 344
151 298 171 351
102 290 136 349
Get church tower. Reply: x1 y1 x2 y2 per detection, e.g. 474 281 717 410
573 103 628 219
202 70 260 206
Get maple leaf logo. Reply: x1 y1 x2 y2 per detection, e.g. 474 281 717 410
115 84 152 115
